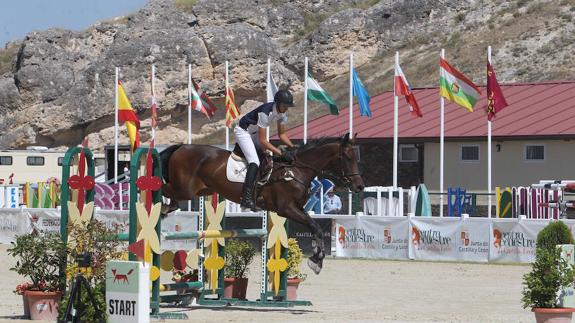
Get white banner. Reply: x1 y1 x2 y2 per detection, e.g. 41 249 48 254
456 218 490 263
409 217 461 261
489 219 547 263
0 208 30 243
335 216 409 259
28 208 61 233
95 210 130 235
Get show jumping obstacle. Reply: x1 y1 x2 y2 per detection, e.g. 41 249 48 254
60 146 311 320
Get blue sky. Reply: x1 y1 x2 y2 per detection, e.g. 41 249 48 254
0 0 148 47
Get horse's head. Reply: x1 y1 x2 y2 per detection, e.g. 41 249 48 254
331 133 364 193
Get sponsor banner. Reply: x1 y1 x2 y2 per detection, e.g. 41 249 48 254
95 210 130 235
290 218 333 256
161 211 198 251
457 218 490 263
336 216 409 259
28 209 61 233
0 208 30 243
489 219 545 263
409 217 460 261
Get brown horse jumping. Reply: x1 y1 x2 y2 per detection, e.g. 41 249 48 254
160 133 364 274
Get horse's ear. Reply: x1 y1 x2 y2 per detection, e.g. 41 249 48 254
341 133 350 145
351 132 358 144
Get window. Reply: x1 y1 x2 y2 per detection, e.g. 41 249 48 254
399 145 418 162
461 145 479 162
0 156 12 165
27 156 45 166
525 145 545 161
57 157 64 166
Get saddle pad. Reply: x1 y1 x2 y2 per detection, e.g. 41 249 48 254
226 153 248 183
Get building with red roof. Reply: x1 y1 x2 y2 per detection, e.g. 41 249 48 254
277 81 575 190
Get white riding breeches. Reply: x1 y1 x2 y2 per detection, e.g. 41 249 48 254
233 126 260 166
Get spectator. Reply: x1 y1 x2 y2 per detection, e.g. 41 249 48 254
324 190 342 214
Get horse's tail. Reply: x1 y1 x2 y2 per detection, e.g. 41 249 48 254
160 144 182 183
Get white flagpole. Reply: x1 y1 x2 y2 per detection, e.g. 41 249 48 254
114 67 119 184
188 64 192 211
440 49 445 217
188 64 192 145
304 57 309 144
225 61 230 151
266 58 271 141
393 52 399 189
349 52 354 136
488 46 492 218
152 64 156 140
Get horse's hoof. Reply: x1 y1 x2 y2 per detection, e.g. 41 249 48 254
307 258 322 275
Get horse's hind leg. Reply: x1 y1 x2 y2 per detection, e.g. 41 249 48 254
281 205 325 275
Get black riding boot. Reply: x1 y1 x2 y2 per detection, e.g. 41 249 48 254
240 163 259 211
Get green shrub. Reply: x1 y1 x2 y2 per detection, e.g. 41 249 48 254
522 247 574 308
536 221 574 254
224 239 256 279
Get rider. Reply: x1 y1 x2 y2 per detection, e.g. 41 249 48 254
234 89 296 210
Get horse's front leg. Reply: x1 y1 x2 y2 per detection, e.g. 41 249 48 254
280 204 325 275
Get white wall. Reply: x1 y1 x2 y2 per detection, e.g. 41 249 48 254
424 139 575 190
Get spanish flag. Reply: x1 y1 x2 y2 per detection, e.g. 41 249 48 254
225 83 240 128
117 81 140 152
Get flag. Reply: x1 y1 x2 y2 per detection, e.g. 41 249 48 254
43 183 52 208
352 69 372 117
191 79 217 119
395 62 422 117
117 81 140 152
225 83 240 127
307 74 338 115
439 58 481 112
267 71 278 103
486 62 508 121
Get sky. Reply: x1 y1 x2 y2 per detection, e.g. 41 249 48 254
0 0 148 47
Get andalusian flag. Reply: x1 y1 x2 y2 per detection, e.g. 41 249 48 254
439 58 481 112
191 79 217 119
307 74 338 115
117 81 140 152
225 84 240 128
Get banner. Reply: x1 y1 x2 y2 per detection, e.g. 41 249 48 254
28 209 61 233
0 208 30 243
409 217 460 261
95 210 130 235
456 218 490 262
489 219 546 263
336 216 409 259
160 211 198 251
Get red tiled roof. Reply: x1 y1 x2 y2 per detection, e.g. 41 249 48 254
281 81 575 141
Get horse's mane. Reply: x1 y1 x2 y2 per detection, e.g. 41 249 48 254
295 137 340 155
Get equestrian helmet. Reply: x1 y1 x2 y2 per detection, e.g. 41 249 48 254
274 90 295 107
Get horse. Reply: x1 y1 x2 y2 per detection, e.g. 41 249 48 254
160 133 364 274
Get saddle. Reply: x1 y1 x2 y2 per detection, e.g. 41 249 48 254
226 144 273 186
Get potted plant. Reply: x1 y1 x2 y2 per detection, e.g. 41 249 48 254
522 221 575 323
224 239 256 300
58 221 123 322
8 231 67 320
286 238 307 301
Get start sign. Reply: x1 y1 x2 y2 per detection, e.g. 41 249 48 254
106 260 150 323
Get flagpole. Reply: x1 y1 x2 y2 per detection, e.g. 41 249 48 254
393 52 399 189
266 58 271 141
152 64 156 141
487 46 492 218
304 57 309 144
225 61 230 151
440 49 445 217
114 67 119 184
188 64 192 145
349 52 354 136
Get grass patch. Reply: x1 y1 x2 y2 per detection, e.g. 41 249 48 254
174 0 198 13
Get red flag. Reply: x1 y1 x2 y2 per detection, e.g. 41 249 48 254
486 62 508 121
394 62 422 117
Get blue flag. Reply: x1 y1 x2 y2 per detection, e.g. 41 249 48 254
352 69 372 117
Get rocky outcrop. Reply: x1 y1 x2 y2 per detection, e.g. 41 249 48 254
0 0 573 150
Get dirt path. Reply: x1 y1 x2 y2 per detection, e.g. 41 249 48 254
0 244 533 322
